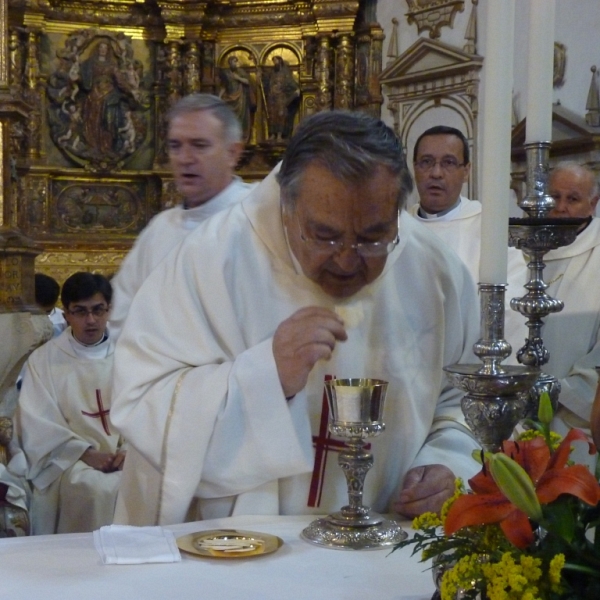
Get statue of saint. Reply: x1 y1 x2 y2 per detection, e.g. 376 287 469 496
219 56 256 143
46 33 147 167
263 56 301 142
78 41 137 155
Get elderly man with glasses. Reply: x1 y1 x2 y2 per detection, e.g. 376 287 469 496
111 111 481 527
16 272 123 534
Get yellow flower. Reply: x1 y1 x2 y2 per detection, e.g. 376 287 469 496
440 478 464 523
412 511 442 531
548 553 565 591
519 554 542 582
441 553 481 600
481 553 542 600
517 428 562 450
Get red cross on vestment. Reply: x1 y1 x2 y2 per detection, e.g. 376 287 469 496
307 375 371 508
81 389 111 435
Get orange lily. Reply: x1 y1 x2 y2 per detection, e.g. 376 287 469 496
445 429 600 549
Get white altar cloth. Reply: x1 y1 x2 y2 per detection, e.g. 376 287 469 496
0 515 434 600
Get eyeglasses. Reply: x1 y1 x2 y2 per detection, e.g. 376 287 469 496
67 305 109 318
295 212 400 258
413 157 466 172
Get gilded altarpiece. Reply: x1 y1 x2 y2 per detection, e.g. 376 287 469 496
4 0 385 282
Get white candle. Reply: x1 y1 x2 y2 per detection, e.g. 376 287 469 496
479 0 515 284
525 0 555 143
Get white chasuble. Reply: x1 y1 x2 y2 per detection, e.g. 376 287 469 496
17 330 120 534
110 178 256 340
112 168 481 526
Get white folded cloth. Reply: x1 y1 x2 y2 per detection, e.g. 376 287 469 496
93 525 182 565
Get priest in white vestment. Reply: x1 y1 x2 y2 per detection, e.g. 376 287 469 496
112 111 481 527
109 94 256 339
506 162 600 441
17 273 123 534
408 126 523 290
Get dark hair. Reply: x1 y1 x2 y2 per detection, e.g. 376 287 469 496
277 110 413 209
166 93 242 144
35 273 60 307
61 272 113 307
413 126 470 165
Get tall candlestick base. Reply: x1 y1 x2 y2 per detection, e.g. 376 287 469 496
509 141 586 415
301 379 407 550
444 284 538 452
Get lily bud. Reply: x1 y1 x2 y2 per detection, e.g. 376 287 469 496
489 453 543 522
538 391 554 426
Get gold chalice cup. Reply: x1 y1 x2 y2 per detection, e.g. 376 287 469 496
301 378 407 550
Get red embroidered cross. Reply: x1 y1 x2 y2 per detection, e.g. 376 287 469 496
81 389 111 436
307 375 346 507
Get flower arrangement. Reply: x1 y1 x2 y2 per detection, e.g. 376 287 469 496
395 393 600 600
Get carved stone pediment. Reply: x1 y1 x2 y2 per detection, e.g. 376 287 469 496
379 37 481 87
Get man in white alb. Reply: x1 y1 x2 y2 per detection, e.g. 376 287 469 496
408 126 482 282
109 94 255 338
111 111 481 527
409 125 524 325
17 273 122 534
506 161 600 439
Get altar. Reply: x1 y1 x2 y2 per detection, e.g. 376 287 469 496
0 515 433 600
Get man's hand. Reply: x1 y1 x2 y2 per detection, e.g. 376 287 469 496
81 448 121 473
273 306 347 398
110 451 126 472
394 464 455 518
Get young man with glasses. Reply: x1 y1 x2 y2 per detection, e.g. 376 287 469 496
112 111 481 527
16 272 123 534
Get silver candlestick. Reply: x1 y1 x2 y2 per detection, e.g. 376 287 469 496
444 284 538 452
508 142 585 416
301 378 407 550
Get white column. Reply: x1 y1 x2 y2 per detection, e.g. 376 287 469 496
479 0 515 284
525 0 556 143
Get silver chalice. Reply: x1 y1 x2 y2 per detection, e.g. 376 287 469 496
301 378 407 550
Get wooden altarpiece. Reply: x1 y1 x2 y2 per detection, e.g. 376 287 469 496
2 0 385 283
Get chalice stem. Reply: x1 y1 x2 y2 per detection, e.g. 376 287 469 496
339 438 373 514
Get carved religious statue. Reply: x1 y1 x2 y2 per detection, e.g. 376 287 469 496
46 30 148 168
262 56 301 142
218 55 257 144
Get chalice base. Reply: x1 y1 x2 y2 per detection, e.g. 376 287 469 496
301 513 407 550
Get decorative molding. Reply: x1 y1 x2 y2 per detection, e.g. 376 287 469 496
553 41 566 88
586 66 600 127
463 0 477 55
405 0 465 40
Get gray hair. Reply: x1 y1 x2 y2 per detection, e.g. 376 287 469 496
551 160 599 198
166 93 242 144
276 110 413 209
